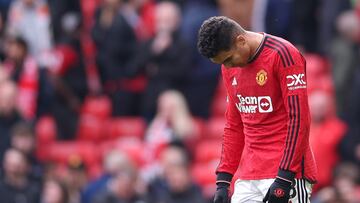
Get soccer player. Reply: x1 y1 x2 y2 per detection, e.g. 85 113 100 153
197 16 317 203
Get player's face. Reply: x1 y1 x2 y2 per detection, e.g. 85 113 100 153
210 35 251 68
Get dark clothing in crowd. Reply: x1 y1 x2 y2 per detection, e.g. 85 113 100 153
92 9 136 83
181 0 219 118
51 44 87 140
290 0 319 53
339 69 360 165
129 33 191 120
0 178 41 203
92 8 140 116
265 0 293 40
0 112 22 163
48 0 82 43
148 178 206 203
92 190 146 203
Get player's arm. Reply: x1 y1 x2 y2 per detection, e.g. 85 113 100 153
264 51 310 203
216 93 245 182
277 53 310 177
214 91 245 203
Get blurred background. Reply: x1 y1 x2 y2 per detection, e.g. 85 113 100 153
0 0 359 202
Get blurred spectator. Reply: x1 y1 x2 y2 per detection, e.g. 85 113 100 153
3 36 52 120
146 90 195 161
82 150 135 203
92 152 146 203
0 148 41 203
156 0 185 9
41 178 70 203
263 0 293 39
217 0 253 30
0 0 11 21
10 122 43 182
332 8 360 166
180 0 220 118
48 45 87 140
312 162 360 203
290 0 319 53
7 0 53 65
92 0 145 116
0 13 6 60
339 70 360 165
43 3 87 139
0 80 22 163
47 0 81 44
309 91 347 191
128 1 191 119
316 0 350 55
64 156 88 203
148 145 206 203
331 10 360 118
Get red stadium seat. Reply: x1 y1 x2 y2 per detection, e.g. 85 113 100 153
81 96 112 120
211 77 227 117
77 114 106 142
100 137 145 167
192 161 241 197
206 118 226 139
105 117 146 140
43 141 100 167
191 162 217 198
304 54 334 94
211 95 227 118
305 54 329 77
191 118 206 138
195 140 222 164
36 116 57 145
35 116 57 161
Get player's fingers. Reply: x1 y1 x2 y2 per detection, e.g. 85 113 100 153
213 195 222 203
263 190 270 203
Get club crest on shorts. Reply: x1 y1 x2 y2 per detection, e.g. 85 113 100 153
256 69 267 86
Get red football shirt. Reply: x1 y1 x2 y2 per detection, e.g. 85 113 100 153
217 33 318 182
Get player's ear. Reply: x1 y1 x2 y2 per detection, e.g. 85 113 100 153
235 34 246 48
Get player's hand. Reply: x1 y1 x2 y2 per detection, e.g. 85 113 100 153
263 170 295 203
214 182 230 203
214 172 233 203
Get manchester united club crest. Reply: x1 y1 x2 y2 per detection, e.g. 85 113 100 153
256 69 267 86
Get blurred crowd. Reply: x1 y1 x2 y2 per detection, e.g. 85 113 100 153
0 0 359 203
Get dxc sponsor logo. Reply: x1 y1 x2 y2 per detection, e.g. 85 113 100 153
286 73 307 90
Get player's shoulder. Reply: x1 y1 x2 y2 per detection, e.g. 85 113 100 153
263 34 304 68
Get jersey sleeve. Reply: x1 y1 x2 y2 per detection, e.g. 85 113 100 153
276 52 311 174
216 70 245 176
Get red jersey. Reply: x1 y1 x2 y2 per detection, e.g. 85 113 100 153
216 34 317 183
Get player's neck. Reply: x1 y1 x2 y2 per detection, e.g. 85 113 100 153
246 31 265 62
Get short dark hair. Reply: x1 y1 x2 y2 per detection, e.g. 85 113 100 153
197 16 244 58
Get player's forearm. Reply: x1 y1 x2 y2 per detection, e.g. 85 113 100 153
279 95 311 173
216 127 244 175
